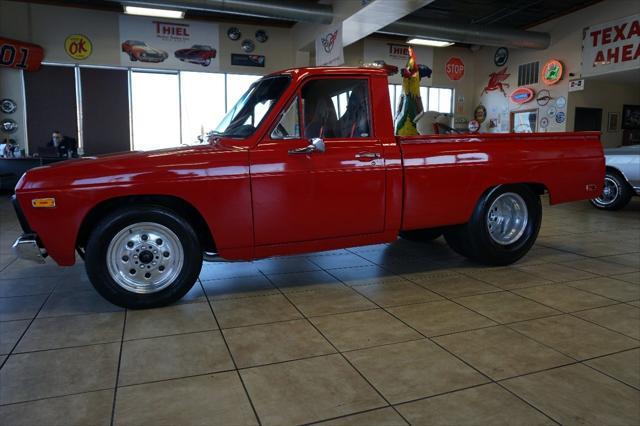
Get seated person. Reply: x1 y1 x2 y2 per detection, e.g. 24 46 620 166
46 130 78 158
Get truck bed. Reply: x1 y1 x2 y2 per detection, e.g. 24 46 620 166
397 131 604 231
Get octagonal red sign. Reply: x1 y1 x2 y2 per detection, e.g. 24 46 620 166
446 57 465 80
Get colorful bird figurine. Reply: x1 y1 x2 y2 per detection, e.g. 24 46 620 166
394 47 432 136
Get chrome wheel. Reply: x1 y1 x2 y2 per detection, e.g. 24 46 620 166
106 222 184 294
486 192 529 245
593 176 619 207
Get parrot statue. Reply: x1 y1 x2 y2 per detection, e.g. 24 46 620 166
394 47 432 136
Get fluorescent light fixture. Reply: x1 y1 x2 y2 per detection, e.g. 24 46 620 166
124 6 185 19
407 38 454 47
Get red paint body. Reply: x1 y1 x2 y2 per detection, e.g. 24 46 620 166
14 67 605 266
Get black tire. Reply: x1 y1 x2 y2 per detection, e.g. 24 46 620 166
85 205 202 309
590 171 632 210
445 185 542 266
399 228 442 242
202 58 211 66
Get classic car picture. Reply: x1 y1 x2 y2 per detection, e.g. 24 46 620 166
121 40 169 63
174 44 217 66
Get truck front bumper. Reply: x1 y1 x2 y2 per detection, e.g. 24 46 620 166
12 234 46 264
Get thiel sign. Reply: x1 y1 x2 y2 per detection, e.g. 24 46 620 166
582 14 640 77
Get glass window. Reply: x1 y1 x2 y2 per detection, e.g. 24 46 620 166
180 71 225 144
513 110 538 133
131 71 181 151
214 75 290 138
302 79 371 139
428 87 453 114
226 74 261 111
420 86 428 112
271 97 300 139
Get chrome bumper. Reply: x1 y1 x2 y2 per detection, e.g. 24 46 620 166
12 234 47 264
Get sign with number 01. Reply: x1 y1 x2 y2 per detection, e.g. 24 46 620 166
0 37 45 72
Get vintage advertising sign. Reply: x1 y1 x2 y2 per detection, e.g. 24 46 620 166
231 54 265 67
65 34 92 60
445 57 464 80
363 39 433 84
541 59 563 85
582 14 640 77
119 15 219 71
0 38 45 72
568 79 585 92
510 87 535 104
315 23 344 66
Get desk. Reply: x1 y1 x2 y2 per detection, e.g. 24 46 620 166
0 157 67 191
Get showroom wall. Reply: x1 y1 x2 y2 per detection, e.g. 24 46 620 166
471 0 640 140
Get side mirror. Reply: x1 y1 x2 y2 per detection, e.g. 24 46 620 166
288 137 326 155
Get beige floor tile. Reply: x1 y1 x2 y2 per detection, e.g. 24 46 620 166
0 343 119 404
329 265 406 286
241 354 385 425
344 340 489 404
601 253 640 269
124 302 217 340
0 277 58 297
212 294 302 328
316 407 407 426
502 364 640 426
199 261 261 281
396 383 555 426
119 330 233 386
567 276 640 302
253 257 320 274
560 258 638 276
629 300 640 308
574 303 640 339
16 312 123 352
613 271 640 284
0 294 47 321
267 270 343 292
310 309 422 351
114 372 257 426
509 314 638 360
585 348 640 389
387 300 497 337
38 290 122 318
201 274 279 300
513 284 616 312
434 326 573 380
223 319 334 368
0 390 114 426
517 263 598 283
464 267 552 289
413 274 501 298
0 319 29 355
307 253 374 269
455 292 560 323
286 286 376 317
353 281 442 307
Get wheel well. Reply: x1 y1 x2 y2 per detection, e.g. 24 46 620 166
76 195 216 253
523 183 548 196
605 166 631 186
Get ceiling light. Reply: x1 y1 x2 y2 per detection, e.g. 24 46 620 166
124 6 185 19
407 38 454 47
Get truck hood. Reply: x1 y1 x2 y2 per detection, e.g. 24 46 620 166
16 143 248 192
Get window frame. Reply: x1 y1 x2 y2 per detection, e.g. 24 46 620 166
267 94 302 140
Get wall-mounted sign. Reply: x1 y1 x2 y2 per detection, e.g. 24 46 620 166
555 96 567 109
315 23 344 66
468 120 480 132
582 14 640 77
388 43 410 59
548 106 557 116
540 117 549 129
445 57 464 80
474 105 487 123
510 87 535 104
1 99 17 114
227 27 241 41
569 79 585 92
230 53 265 67
241 39 255 53
536 89 552 106
494 47 509 67
555 111 566 123
0 118 18 134
541 59 563 85
119 15 219 71
64 34 92 60
0 37 44 72
482 67 510 96
255 30 268 43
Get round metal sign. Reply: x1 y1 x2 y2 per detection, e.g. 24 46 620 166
540 117 549 129
1 98 17 114
255 30 268 43
227 27 241 41
555 96 567 109
555 111 566 123
241 39 255 53
494 47 509 67
1 118 18 134
548 107 557 116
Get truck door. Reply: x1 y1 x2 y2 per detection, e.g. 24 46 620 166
250 77 386 245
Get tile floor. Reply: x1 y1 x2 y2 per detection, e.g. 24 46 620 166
0 195 639 425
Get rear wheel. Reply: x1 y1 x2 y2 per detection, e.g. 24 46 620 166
590 171 632 210
85 205 202 309
444 185 541 265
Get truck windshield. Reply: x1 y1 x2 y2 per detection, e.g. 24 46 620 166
213 75 291 138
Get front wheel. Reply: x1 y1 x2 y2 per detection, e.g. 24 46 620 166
590 171 632 210
444 185 541 265
202 58 211 66
85 205 202 309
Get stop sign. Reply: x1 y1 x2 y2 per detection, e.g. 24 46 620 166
446 57 465 80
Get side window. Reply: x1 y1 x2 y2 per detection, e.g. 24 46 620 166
270 96 300 139
301 79 371 139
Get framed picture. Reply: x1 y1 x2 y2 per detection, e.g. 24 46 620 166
607 112 619 132
621 104 640 130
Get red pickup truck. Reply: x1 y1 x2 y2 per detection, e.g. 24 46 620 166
12 66 604 308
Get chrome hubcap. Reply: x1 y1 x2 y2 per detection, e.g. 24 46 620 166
486 192 529 245
594 177 619 206
106 222 184 294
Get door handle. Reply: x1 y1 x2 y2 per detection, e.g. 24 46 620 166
355 152 381 161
